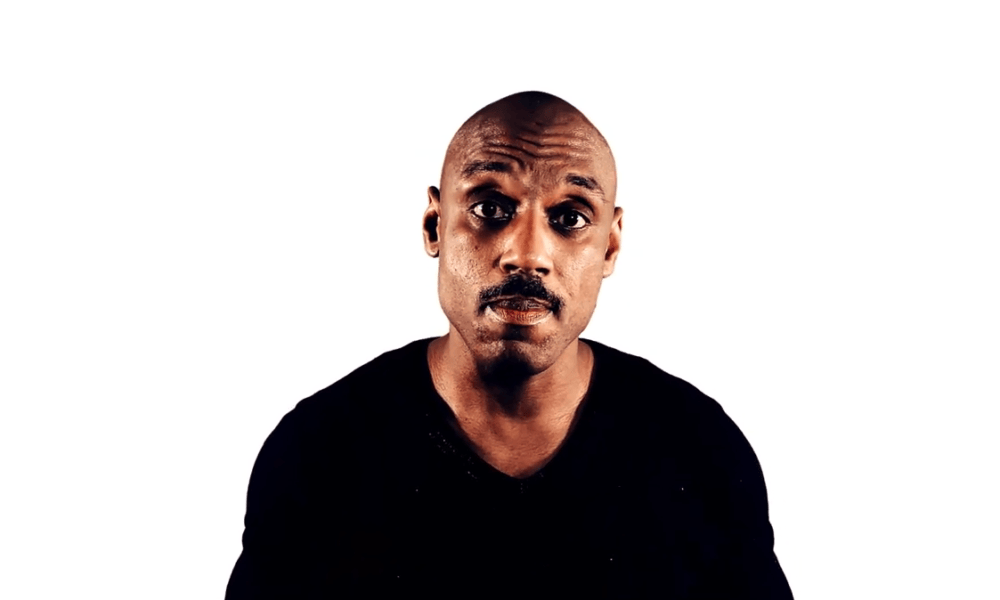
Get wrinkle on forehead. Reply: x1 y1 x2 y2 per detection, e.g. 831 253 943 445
441 93 617 198
480 120 597 152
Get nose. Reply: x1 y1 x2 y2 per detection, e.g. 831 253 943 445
499 208 554 276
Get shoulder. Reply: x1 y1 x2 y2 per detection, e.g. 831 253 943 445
585 339 763 478
585 339 726 422
582 342 789 595
269 338 434 447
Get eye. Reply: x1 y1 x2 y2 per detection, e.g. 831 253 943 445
471 200 512 221
551 209 590 230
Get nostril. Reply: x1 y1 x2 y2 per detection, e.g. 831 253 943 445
503 265 549 277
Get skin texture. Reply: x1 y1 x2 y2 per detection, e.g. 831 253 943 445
422 92 623 478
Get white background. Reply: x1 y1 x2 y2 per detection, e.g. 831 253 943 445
2 1 998 598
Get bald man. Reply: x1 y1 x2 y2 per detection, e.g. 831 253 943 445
226 92 793 599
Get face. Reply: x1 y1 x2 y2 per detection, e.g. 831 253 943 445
423 107 623 379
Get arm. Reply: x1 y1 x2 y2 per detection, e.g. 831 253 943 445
225 410 319 599
707 410 794 599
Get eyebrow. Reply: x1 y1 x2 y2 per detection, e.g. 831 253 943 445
566 173 605 200
460 160 512 179
460 161 607 202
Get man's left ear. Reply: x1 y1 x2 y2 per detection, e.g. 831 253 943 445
603 207 623 278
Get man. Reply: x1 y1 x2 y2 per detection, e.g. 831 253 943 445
226 91 793 598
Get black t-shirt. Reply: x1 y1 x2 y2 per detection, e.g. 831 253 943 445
226 338 793 599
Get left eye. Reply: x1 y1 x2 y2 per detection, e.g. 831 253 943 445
552 211 589 230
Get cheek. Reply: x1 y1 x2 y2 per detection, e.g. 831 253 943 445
443 233 485 280
561 246 608 298
439 229 492 302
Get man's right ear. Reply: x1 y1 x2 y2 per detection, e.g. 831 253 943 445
423 186 441 258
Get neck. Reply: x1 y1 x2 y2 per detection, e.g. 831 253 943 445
428 331 593 423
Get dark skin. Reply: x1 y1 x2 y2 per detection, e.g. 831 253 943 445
422 93 623 478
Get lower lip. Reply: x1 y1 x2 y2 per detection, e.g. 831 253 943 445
486 304 552 326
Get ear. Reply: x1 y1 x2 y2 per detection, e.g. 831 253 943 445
603 206 623 278
423 186 442 258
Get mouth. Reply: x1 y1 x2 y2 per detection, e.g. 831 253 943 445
485 296 553 326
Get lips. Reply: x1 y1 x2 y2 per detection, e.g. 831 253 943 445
486 296 553 326
490 298 550 311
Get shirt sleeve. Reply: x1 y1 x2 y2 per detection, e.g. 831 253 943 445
703 406 794 599
225 409 321 599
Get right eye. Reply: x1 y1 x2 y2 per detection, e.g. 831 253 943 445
471 200 512 221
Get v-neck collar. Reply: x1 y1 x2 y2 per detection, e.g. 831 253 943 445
413 337 605 491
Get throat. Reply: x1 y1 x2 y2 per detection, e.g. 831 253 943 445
427 334 596 477
446 403 586 479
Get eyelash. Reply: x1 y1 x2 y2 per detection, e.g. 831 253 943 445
470 200 591 231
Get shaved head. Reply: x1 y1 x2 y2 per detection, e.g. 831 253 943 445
441 91 617 204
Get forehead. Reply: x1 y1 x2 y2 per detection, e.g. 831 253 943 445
445 114 616 195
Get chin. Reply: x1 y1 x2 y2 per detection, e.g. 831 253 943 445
476 351 536 385
473 336 558 386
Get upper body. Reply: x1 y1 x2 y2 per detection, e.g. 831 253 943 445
227 91 792 598
225 337 792 598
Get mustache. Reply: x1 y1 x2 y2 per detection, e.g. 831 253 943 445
479 274 563 313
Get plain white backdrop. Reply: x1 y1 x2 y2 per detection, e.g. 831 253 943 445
2 1 998 598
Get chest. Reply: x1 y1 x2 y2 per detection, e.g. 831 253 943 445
458 429 567 479
311 438 729 598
